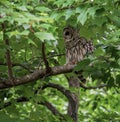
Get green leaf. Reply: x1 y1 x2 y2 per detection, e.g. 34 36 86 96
17 6 28 11
0 31 3 40
40 23 52 29
62 0 74 8
107 77 115 88
116 75 120 87
87 6 98 18
51 12 63 21
110 61 119 68
65 9 75 20
0 111 11 122
76 7 82 13
7 30 20 38
28 39 37 47
35 32 55 41
77 8 88 25
20 30 29 36
35 6 51 12
94 48 105 56
74 59 91 71
54 0 65 7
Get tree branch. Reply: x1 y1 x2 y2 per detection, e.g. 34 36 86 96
79 82 107 89
65 74 107 90
4 39 13 80
0 96 65 120
2 23 14 85
47 53 65 59
0 62 33 73
0 96 28 110
41 82 73 100
0 64 75 89
42 42 51 73
40 101 64 117
41 82 79 122
0 62 107 90
0 53 65 72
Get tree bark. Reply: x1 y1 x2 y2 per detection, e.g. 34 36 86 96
67 77 79 122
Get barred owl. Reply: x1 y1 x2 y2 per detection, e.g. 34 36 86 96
63 26 94 83
63 26 94 64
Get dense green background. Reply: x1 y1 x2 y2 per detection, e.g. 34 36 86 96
0 0 120 121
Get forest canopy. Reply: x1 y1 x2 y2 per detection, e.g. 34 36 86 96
0 0 120 122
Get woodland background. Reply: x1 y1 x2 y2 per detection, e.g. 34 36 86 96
0 0 120 122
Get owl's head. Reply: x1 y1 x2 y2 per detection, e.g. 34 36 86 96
63 26 79 42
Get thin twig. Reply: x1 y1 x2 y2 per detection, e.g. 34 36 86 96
65 74 107 90
42 42 51 73
0 96 28 110
79 82 107 89
47 53 65 59
0 62 33 73
2 23 14 85
0 96 65 120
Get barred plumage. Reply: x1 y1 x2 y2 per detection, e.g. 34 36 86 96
63 26 94 83
63 26 94 64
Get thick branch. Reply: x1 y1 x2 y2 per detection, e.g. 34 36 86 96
41 83 74 101
41 82 79 122
67 77 79 122
0 64 75 89
40 101 63 116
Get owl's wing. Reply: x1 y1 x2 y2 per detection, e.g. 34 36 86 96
79 37 94 54
85 40 94 54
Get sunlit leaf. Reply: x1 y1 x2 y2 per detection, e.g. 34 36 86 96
65 9 75 20
20 30 29 36
35 32 55 41
0 0 120 121
87 6 98 18
35 6 51 12
17 6 28 11
77 8 88 25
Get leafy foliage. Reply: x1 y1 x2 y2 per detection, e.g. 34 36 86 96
0 0 120 121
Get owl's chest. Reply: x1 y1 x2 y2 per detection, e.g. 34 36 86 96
66 44 85 64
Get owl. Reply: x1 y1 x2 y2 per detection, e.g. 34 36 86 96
63 26 94 83
63 26 94 65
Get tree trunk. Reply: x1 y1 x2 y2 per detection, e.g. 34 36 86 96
67 77 79 122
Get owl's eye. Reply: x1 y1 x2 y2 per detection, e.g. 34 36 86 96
65 31 70 36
